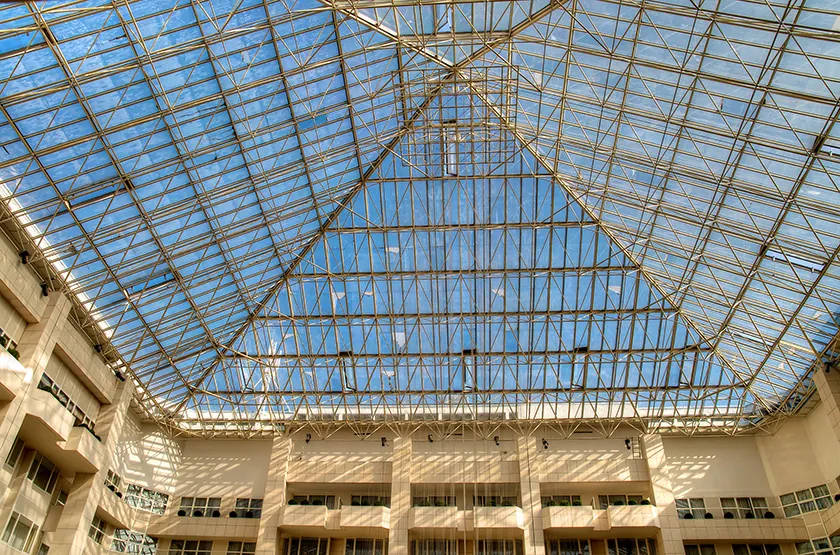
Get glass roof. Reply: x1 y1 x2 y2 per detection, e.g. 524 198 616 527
0 0 837 435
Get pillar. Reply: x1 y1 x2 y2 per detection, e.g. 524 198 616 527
517 436 545 555
641 434 684 555
813 368 840 444
388 437 412 555
256 435 292 555
0 294 70 498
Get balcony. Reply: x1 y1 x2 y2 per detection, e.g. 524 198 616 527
606 505 658 532
21 388 75 444
281 504 331 532
0 350 26 401
410 507 465 531
679 515 809 542
542 506 596 530
340 505 390 535
146 514 260 539
98 487 131 530
474 507 524 530
59 426 103 473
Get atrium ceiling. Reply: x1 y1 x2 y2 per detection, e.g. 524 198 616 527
0 0 838 436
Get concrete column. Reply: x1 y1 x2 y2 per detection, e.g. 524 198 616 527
388 437 412 555
49 380 134 555
813 369 840 444
641 434 684 555
517 436 545 555
0 294 70 497
256 435 293 555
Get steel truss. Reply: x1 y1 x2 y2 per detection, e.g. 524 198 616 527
0 0 837 437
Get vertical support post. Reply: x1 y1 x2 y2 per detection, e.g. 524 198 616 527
256 435 293 555
388 437 412 555
517 436 545 555
49 380 134 555
641 434 684 555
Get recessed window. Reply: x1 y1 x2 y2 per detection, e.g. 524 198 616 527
542 495 582 507
55 490 68 507
233 498 263 518
477 540 523 555
2 512 39 553
413 495 455 508
88 515 106 544
288 538 329 555
125 484 169 515
598 494 644 508
5 436 24 468
721 497 769 518
351 495 389 507
606 539 657 555
796 536 840 555
289 495 336 509
112 530 157 554
548 540 590 555
781 485 833 517
733 545 781 555
412 540 458 555
346 539 387 555
473 495 518 507
676 498 706 518
685 546 715 555
27 453 59 494
227 542 256 555
170 540 213 555
179 497 221 517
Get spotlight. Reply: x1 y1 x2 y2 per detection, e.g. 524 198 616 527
19 251 29 264
114 371 126 382
40 282 49 297
381 437 387 447
494 436 500 446
94 344 103 353
428 434 434 443
625 438 632 451
542 439 549 450
305 433 311 444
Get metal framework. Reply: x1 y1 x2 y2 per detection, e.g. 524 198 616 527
0 0 837 437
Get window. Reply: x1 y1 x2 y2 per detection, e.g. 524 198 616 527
685 546 716 555
548 540 590 555
476 540 523 555
125 484 168 515
473 495 518 508
411 540 457 555
2 512 39 553
676 499 706 519
606 539 657 555
106 469 122 492
346 539 387 555
227 542 257 555
721 497 769 519
287 538 329 555
598 495 645 508
27 453 59 494
781 485 833 517
170 540 213 555
542 495 582 507
413 496 455 508
233 498 263 518
733 546 781 555
54 490 67 507
36 544 48 555
289 495 337 509
796 537 840 555
178 497 221 517
36 374 95 430
88 515 106 544
112 530 157 554
5 436 24 468
351 495 389 507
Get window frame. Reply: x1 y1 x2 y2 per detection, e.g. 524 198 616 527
234 498 263 518
88 515 106 544
676 498 706 519
170 539 213 555
27 453 59 494
2 511 39 553
227 541 257 555
721 497 769 519
178 497 221 517
5 436 24 469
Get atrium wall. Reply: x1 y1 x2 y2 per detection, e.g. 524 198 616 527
3 228 840 555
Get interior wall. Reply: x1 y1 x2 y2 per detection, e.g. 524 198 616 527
803 402 840 486
0 294 25 343
756 416 827 495
115 411 182 494
174 439 272 500
43 353 101 420
662 436 773 499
